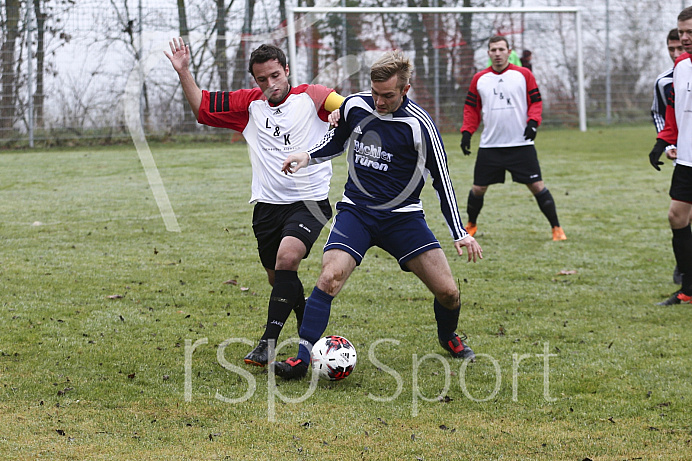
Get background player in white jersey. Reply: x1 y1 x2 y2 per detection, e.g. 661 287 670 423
651 29 684 133
648 7 692 306
650 28 687 285
273 50 483 380
460 36 566 242
165 39 344 365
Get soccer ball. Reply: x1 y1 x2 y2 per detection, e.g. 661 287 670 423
311 335 357 381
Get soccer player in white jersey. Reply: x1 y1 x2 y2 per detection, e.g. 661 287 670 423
460 36 566 242
165 39 344 364
648 7 692 306
273 50 483 380
650 28 687 286
651 29 684 133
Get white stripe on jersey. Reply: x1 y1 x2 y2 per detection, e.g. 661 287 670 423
405 103 467 240
652 67 673 133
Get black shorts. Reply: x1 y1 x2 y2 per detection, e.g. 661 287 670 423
670 164 692 203
473 145 542 186
252 199 333 270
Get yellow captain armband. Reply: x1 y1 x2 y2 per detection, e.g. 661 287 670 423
324 92 345 112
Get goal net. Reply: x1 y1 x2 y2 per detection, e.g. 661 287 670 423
279 5 585 132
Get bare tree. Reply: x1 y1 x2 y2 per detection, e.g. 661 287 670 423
175 0 198 129
232 0 255 89
32 0 46 128
1 0 21 136
215 0 230 90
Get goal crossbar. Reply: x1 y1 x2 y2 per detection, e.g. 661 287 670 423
286 6 586 131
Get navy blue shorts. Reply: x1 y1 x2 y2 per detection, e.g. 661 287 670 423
324 203 441 271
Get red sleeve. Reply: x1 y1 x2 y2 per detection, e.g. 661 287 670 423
658 56 687 144
519 66 543 126
197 88 264 132
659 88 678 145
461 73 482 134
302 84 336 122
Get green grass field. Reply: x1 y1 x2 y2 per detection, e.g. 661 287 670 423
1 126 690 460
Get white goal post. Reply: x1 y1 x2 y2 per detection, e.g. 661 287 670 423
287 6 586 132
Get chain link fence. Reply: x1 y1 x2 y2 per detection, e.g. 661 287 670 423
0 0 686 146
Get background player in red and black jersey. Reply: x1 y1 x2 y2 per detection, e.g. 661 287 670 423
650 28 687 286
648 7 692 306
165 39 344 365
460 36 566 242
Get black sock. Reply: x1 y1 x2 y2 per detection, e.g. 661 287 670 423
434 298 460 342
535 188 560 228
467 190 484 223
261 270 303 341
672 225 692 295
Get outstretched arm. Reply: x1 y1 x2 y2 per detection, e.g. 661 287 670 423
164 37 202 120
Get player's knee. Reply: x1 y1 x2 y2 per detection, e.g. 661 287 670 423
436 287 460 310
668 208 688 227
471 185 487 196
275 252 303 271
316 270 344 297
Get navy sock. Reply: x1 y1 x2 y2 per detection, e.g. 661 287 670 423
297 287 333 363
535 188 560 228
261 270 303 341
672 225 692 295
434 298 460 342
467 190 484 223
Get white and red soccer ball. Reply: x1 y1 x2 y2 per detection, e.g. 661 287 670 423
311 335 357 381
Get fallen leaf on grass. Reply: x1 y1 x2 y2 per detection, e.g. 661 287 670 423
223 279 238 285
107 294 124 299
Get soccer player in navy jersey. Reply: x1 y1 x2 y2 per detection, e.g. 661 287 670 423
650 28 687 286
461 36 566 241
648 7 692 306
272 50 483 380
165 39 344 365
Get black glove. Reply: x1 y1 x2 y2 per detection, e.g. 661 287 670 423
523 120 538 141
648 138 669 171
460 131 472 156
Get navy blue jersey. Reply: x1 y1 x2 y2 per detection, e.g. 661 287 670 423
652 67 674 133
307 92 468 241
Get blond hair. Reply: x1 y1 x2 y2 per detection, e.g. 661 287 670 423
370 50 412 90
